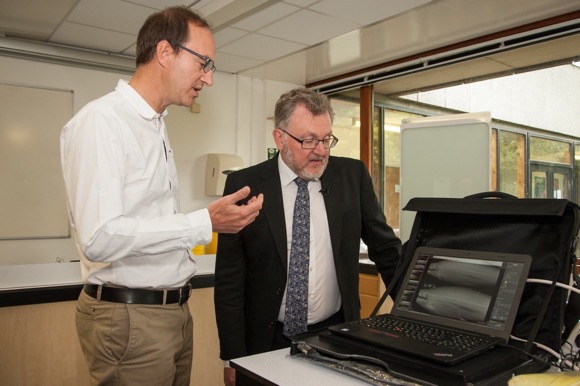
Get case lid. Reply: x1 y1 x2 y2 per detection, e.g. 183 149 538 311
403 196 575 217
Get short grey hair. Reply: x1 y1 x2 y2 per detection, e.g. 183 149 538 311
274 88 334 130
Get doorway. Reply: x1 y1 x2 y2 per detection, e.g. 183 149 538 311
530 164 572 199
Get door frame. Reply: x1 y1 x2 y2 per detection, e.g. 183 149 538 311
529 162 573 199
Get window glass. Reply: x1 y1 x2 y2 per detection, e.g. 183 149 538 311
499 131 526 197
531 170 548 198
329 98 360 159
372 106 382 204
491 129 497 191
576 145 580 204
530 137 571 164
553 172 568 199
381 109 422 233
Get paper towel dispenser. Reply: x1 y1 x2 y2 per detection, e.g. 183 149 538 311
205 153 244 196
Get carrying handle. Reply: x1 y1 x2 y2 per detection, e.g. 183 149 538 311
464 191 517 199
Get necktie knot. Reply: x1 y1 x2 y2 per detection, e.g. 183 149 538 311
294 177 309 188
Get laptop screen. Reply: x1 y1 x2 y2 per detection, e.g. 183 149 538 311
392 247 531 339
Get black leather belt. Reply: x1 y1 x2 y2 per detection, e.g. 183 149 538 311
83 283 192 305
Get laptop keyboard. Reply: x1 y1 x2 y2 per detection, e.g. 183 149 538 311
353 316 495 353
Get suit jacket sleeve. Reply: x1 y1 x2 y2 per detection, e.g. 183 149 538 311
357 160 402 287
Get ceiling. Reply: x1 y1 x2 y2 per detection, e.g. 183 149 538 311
0 0 579 93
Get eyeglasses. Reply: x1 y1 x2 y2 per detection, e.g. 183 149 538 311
282 130 339 149
177 44 216 73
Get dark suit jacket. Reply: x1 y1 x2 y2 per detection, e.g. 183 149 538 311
214 155 401 360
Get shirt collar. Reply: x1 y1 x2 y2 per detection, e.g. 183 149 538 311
277 154 319 187
116 79 168 120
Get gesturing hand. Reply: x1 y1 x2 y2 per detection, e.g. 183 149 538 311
208 186 264 234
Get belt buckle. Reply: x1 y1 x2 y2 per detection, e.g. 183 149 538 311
178 283 192 305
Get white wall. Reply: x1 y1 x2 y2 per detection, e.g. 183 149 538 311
0 55 300 264
402 64 580 137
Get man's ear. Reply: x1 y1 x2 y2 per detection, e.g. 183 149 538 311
156 40 174 68
273 129 284 150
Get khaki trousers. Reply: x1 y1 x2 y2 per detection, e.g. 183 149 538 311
76 291 194 386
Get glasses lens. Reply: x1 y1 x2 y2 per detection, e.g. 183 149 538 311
330 136 338 148
299 136 338 149
203 60 216 73
302 139 316 149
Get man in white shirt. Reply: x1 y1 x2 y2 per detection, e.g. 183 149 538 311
60 7 262 386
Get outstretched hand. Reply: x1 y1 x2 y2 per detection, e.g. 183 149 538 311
208 186 263 234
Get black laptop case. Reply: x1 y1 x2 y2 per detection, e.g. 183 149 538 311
400 192 580 352
290 193 580 385
291 329 542 386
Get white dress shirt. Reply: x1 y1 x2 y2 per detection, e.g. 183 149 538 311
60 80 212 289
277 157 341 324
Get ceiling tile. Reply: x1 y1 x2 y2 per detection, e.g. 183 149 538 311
0 0 76 39
51 22 136 53
238 49 308 85
231 2 299 31
219 33 306 61
213 27 249 48
258 9 358 46
0 0 578 88
124 0 198 10
214 51 264 73
196 0 236 17
122 43 137 57
309 0 432 26
66 0 154 35
283 0 318 7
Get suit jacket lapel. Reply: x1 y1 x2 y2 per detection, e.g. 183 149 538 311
258 158 289 270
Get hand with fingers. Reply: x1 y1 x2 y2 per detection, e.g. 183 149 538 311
208 186 263 233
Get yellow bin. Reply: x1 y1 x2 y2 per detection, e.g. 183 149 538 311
205 232 218 254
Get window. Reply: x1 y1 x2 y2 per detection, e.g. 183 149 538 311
497 130 526 197
329 98 360 159
576 143 580 204
530 137 571 164
529 136 573 199
380 109 422 232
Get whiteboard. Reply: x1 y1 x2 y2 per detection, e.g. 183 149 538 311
0 83 73 239
399 112 491 242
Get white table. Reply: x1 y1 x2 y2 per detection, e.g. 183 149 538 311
0 254 216 290
231 348 375 386
0 254 217 307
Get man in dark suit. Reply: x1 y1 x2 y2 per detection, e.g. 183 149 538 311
214 88 401 386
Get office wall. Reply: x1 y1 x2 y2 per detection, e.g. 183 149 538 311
0 54 299 265
0 83 72 240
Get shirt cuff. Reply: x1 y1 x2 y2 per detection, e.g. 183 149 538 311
184 208 212 245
